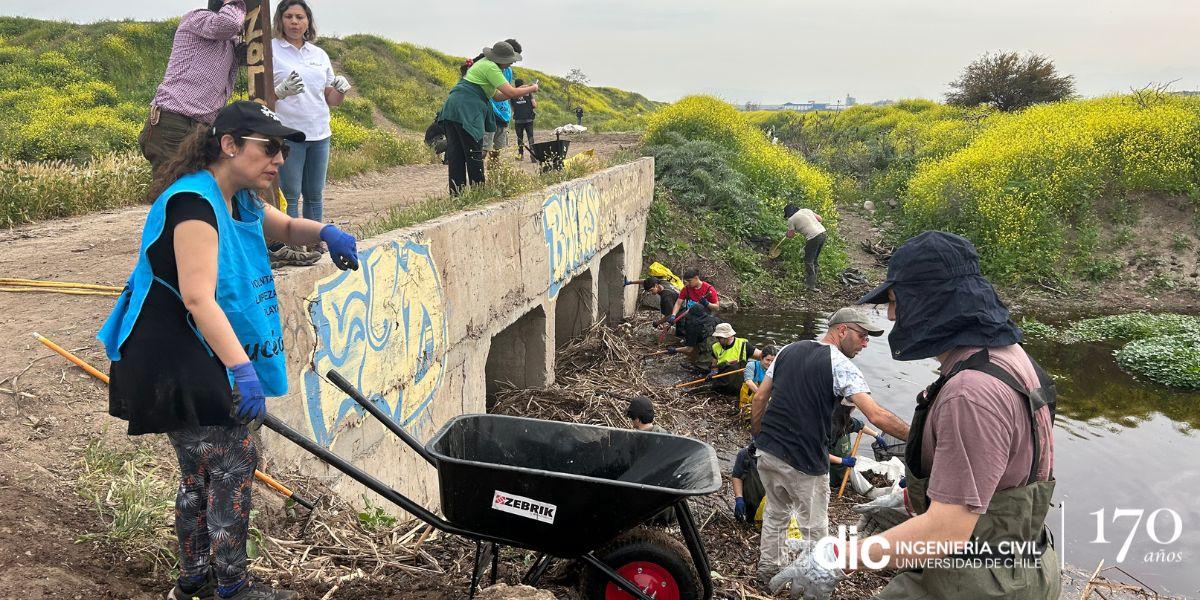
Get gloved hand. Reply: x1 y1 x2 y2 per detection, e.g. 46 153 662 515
275 71 305 99
320 224 359 270
770 540 846 600
875 434 888 448
230 362 265 425
667 314 678 325
705 368 718 382
852 490 911 536
331 75 352 93
734 496 747 521
666 347 677 355
840 456 857 469
898 477 906 489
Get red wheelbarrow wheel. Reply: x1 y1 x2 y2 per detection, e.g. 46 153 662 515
580 528 703 600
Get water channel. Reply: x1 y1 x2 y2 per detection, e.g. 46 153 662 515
732 308 1200 597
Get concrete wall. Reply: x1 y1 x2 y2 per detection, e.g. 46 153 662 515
265 158 654 510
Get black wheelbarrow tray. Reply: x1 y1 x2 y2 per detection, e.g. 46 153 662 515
262 370 722 599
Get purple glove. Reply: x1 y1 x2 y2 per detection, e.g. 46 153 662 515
320 224 359 271
230 362 265 424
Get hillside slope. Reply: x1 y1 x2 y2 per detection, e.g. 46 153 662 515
0 16 660 163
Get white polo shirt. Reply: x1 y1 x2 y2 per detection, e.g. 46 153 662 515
272 38 334 141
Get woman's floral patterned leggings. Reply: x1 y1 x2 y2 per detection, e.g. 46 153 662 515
167 424 257 591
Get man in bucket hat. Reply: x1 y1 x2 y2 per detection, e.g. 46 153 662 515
750 307 910 585
769 231 1059 600
706 322 762 395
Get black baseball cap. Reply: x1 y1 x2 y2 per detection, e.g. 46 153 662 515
625 396 655 423
212 100 306 142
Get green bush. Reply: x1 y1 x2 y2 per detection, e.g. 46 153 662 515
0 152 150 225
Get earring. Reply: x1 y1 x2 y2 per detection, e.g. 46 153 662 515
227 153 236 157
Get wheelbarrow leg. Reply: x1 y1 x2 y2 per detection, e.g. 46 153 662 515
676 499 715 600
579 553 656 600
469 540 494 599
521 553 554 586
490 542 500 585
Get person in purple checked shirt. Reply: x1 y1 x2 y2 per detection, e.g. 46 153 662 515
138 0 261 178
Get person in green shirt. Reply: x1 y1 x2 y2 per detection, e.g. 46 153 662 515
438 41 538 195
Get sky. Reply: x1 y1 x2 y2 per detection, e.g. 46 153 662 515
4 0 1200 104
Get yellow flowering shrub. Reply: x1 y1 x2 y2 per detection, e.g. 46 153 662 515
644 95 836 226
904 95 1200 280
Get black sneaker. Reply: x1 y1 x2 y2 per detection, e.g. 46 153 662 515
167 573 215 600
268 245 321 268
221 581 298 600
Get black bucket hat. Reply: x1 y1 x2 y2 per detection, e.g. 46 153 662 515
858 231 1021 361
212 100 306 142
482 41 522 65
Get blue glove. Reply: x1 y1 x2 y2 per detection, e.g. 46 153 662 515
899 477 906 489
875 434 888 447
230 362 266 424
684 299 697 309
666 347 677 355
734 497 747 521
705 368 718 382
841 456 857 469
667 314 678 325
320 224 359 271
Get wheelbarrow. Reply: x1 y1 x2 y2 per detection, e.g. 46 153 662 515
261 369 722 599
527 138 570 172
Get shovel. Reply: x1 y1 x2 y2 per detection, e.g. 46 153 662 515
767 236 788 259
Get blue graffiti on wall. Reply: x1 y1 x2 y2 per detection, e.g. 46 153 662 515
543 182 601 298
301 240 448 448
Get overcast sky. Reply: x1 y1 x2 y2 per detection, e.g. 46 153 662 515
5 0 1199 104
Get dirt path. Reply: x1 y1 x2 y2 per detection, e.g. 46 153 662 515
0 133 637 598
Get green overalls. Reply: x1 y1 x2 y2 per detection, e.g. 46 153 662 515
876 349 1061 600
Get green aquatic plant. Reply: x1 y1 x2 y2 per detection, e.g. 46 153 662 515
1063 312 1200 343
1018 317 1059 340
1116 333 1200 390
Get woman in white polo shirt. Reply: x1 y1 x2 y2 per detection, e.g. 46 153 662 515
271 0 350 231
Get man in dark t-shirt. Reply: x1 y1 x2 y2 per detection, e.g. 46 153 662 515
511 78 537 161
641 277 680 322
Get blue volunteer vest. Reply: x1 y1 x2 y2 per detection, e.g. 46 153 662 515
97 170 288 396
491 66 514 122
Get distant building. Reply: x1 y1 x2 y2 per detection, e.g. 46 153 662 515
739 96 855 112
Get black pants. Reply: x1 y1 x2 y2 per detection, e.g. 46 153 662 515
514 121 535 156
803 232 827 289
443 120 484 196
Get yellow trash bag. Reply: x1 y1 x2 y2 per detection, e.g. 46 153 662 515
563 148 598 171
648 261 684 290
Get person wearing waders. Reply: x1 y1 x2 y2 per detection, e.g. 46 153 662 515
438 41 539 195
750 307 910 586
141 0 257 177
768 231 1060 600
99 102 361 600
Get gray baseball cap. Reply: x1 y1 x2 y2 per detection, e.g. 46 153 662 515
827 307 884 336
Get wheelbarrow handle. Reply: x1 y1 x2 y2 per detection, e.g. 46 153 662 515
324 369 438 466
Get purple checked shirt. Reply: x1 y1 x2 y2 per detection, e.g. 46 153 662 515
151 1 246 124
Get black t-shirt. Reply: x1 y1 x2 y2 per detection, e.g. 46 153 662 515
511 94 535 122
658 286 679 316
754 340 838 475
108 193 238 435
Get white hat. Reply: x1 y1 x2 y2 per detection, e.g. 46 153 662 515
713 322 736 338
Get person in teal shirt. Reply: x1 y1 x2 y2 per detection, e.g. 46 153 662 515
438 41 538 194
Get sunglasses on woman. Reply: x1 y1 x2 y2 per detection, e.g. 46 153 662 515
241 136 290 159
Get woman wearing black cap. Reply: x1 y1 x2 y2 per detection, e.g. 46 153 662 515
99 101 360 600
438 41 540 194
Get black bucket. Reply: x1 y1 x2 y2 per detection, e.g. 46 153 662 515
530 140 570 172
